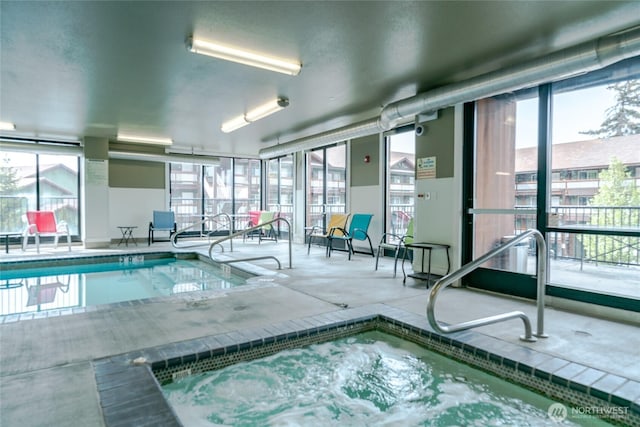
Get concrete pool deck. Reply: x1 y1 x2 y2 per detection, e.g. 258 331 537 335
1 239 639 426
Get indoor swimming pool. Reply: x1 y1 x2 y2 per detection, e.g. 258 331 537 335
162 330 606 426
0 254 249 317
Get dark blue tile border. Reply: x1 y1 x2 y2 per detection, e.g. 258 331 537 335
93 305 639 427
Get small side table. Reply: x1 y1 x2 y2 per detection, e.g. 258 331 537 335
1 231 23 254
402 242 451 287
117 226 138 247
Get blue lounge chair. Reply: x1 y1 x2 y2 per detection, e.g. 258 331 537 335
148 210 177 245
327 213 374 259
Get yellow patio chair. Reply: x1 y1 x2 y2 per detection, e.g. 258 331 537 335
306 213 350 256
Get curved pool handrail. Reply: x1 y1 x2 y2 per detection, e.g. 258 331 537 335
171 213 233 251
426 229 547 342
208 217 292 269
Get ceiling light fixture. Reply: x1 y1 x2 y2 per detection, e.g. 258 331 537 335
221 97 290 134
0 121 16 131
187 37 302 76
116 133 173 146
221 116 250 134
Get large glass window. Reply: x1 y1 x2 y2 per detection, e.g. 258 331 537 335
0 150 80 236
233 158 261 215
266 155 293 238
385 129 415 242
305 144 346 232
465 58 640 307
548 77 640 299
170 162 203 230
169 157 261 234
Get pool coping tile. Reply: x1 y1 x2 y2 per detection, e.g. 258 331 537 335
92 304 639 427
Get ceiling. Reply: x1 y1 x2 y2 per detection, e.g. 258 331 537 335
2 1 640 157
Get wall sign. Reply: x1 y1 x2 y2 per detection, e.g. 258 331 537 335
417 156 436 179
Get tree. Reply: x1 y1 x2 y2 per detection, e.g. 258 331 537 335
582 157 640 264
581 80 640 137
0 156 26 231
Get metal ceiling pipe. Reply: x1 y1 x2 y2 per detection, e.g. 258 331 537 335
109 150 219 166
258 117 383 159
0 140 83 156
379 26 640 129
259 26 640 160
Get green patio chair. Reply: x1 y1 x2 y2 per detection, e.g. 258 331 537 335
375 217 413 277
258 211 278 243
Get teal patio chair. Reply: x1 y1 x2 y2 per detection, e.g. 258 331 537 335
148 210 177 245
375 217 413 277
327 213 374 259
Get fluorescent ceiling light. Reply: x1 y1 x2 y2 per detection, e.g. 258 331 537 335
117 133 173 146
0 121 16 131
221 98 289 134
187 37 302 76
245 98 290 122
221 116 250 133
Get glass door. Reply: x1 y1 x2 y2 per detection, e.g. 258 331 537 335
465 90 540 298
266 155 293 238
305 144 346 235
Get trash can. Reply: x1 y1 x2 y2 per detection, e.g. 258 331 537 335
501 235 528 273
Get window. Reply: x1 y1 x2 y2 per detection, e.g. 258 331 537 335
0 150 80 237
305 144 346 232
385 129 415 242
465 57 640 307
266 155 294 237
169 157 261 234
470 91 539 277
549 73 640 298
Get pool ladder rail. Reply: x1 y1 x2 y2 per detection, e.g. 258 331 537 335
208 217 292 270
427 229 548 342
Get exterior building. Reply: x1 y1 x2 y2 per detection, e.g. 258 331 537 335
515 135 640 208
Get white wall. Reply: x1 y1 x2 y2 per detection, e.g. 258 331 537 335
108 188 166 242
349 185 383 253
83 158 110 248
412 105 464 276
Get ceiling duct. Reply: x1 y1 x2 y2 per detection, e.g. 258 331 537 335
259 25 640 160
109 150 219 165
0 139 83 156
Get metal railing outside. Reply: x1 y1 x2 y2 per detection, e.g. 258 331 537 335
171 213 233 250
427 229 548 342
515 205 640 267
208 217 292 269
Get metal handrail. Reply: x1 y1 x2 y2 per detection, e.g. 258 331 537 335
208 217 293 269
427 229 547 342
171 213 233 251
218 256 282 270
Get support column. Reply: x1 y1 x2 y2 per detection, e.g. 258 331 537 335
82 136 111 248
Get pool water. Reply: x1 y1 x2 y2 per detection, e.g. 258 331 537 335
0 257 247 317
163 331 608 426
